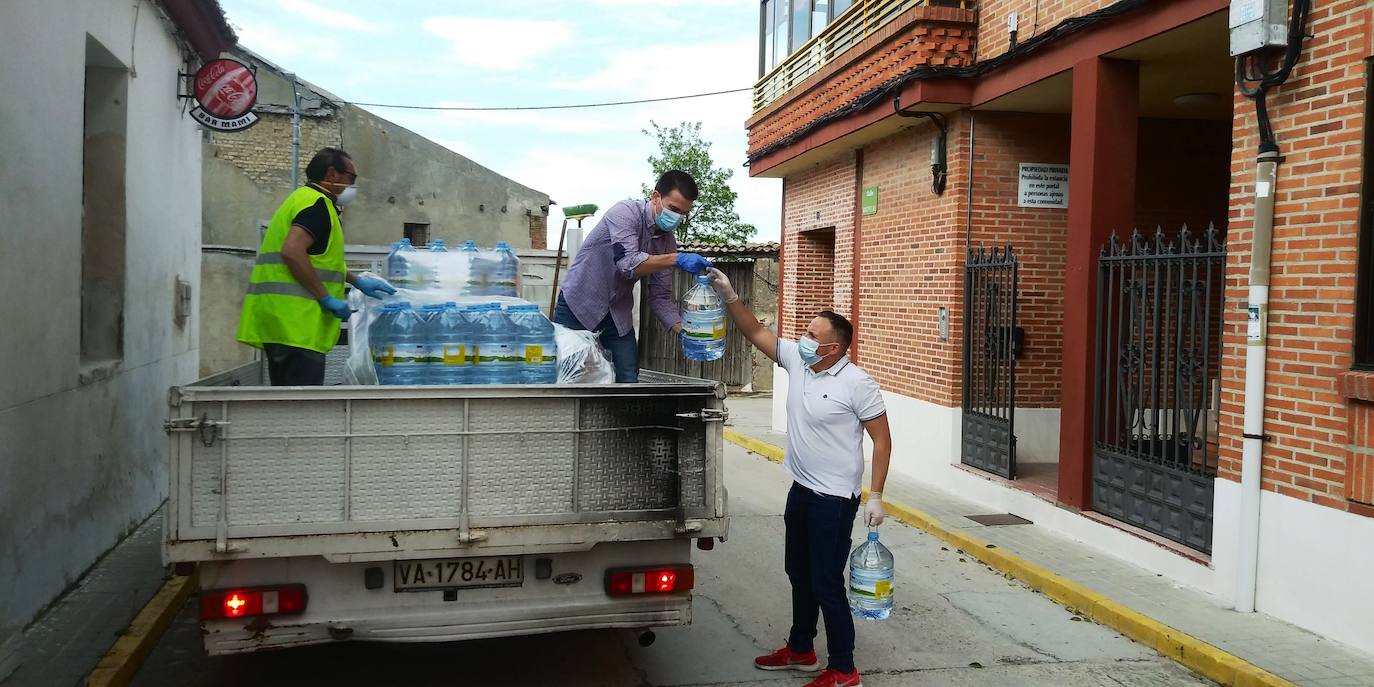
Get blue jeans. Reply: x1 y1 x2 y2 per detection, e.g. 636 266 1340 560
551 293 639 383
785 482 861 673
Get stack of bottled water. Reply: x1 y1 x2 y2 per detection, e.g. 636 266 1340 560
367 237 564 385
372 300 553 386
848 528 895 620
680 274 727 362
384 239 521 297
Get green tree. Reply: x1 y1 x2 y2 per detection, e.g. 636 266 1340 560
642 121 757 244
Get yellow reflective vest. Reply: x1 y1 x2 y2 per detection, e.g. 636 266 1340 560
235 185 347 353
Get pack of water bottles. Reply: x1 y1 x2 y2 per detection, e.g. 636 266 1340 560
384 238 522 297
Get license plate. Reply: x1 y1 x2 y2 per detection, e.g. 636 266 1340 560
393 556 524 592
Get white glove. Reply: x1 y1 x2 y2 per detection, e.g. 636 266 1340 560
864 493 885 527
706 267 739 303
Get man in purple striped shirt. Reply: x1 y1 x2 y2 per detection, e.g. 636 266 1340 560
553 170 713 382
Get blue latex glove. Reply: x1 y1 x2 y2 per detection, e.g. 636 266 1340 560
675 252 712 274
353 275 396 299
319 295 352 321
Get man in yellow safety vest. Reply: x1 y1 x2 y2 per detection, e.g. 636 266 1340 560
236 147 395 385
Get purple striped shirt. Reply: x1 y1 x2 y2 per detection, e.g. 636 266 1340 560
559 199 680 336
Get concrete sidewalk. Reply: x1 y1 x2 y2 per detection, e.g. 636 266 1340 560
723 396 1374 687
1 508 167 687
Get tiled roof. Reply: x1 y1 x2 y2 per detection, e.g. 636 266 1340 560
679 241 780 257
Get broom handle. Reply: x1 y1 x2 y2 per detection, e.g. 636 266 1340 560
549 217 569 314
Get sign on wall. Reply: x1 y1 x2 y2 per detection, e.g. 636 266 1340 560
189 58 259 132
1017 163 1069 208
862 186 878 215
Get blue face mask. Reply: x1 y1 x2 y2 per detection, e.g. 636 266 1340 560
655 206 683 233
798 336 826 367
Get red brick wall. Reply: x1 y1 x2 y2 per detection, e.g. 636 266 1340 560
1134 119 1234 233
975 0 1119 63
781 154 857 340
1217 0 1370 519
528 212 547 250
854 121 967 405
967 112 1072 408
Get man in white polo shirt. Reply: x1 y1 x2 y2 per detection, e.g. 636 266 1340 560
707 268 892 687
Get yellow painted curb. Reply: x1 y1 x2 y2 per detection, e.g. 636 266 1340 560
86 569 197 687
722 431 1297 687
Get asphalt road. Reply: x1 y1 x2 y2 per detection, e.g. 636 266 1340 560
131 443 1211 686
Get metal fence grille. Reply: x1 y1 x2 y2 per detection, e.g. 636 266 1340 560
1092 226 1224 552
962 245 1018 479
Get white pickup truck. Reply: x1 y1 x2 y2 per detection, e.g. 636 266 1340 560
162 359 729 655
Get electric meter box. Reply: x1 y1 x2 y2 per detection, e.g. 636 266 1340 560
1229 0 1288 56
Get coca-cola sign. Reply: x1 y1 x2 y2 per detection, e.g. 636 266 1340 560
190 58 259 132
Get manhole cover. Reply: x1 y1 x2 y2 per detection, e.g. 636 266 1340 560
965 513 1033 526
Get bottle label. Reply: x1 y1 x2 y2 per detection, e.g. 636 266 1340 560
440 344 467 366
477 342 521 365
849 572 893 600
374 344 428 367
683 310 725 341
524 345 557 365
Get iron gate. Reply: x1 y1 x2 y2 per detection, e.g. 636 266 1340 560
962 246 1018 479
1092 226 1224 552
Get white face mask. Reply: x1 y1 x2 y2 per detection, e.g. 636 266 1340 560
335 185 358 207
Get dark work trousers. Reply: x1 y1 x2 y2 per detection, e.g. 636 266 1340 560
551 292 640 383
785 482 861 673
264 343 326 386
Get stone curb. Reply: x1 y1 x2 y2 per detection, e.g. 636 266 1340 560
722 428 1296 687
85 570 197 687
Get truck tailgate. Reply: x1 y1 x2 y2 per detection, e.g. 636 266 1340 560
165 364 727 562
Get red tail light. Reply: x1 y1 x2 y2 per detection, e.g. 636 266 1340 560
199 585 307 621
605 566 694 596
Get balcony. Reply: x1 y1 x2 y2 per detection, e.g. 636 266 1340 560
748 0 977 165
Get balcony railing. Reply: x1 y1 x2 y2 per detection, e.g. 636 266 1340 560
753 0 967 113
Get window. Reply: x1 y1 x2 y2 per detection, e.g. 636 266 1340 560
1355 61 1374 368
790 0 810 54
811 0 830 39
761 0 777 74
760 0 850 75
80 36 129 366
773 0 790 70
404 222 430 247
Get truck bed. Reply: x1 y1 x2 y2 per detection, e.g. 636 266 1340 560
164 361 728 564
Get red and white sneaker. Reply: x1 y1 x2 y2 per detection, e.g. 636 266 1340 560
753 645 820 672
803 667 863 687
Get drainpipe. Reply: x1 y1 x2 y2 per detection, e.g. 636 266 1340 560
287 72 301 189
1235 148 1277 613
1233 0 1310 613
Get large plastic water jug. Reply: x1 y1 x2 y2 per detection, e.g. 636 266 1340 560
429 239 447 252
387 239 416 286
470 304 521 384
416 303 449 384
680 274 726 361
428 302 472 385
490 241 520 298
507 303 557 384
848 529 895 620
371 301 426 385
461 240 484 296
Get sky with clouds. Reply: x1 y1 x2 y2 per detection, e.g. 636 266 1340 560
221 0 782 243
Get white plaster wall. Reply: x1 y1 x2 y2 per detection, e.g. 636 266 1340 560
1212 480 1374 655
0 0 201 652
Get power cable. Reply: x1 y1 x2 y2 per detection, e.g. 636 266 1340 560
345 87 752 112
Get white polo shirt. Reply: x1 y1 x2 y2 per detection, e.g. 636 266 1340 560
777 338 887 498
